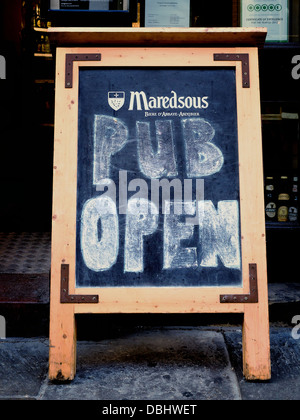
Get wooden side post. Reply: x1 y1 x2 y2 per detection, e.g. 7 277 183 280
243 304 271 380
48 48 80 380
242 260 271 380
238 48 271 380
49 305 77 381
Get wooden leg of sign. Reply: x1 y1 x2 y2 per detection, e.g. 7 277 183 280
49 304 77 381
242 302 271 381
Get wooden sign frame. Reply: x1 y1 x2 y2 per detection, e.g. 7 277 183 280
49 46 271 381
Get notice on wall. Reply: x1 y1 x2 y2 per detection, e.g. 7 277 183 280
241 0 289 42
145 0 190 27
51 1 111 10
76 67 242 288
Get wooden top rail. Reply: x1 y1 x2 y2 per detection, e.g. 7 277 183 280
37 27 267 47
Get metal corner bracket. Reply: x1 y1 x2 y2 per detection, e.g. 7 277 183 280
65 53 102 89
60 264 99 304
213 53 250 88
220 264 258 304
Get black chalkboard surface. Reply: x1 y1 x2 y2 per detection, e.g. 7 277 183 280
76 67 242 288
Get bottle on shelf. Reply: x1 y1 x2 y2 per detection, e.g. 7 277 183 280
277 176 290 222
289 176 298 222
39 34 45 53
265 176 277 221
32 1 51 29
33 1 42 28
44 35 51 54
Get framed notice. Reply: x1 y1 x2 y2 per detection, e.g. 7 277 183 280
241 0 289 42
50 0 130 11
145 0 190 27
49 45 270 382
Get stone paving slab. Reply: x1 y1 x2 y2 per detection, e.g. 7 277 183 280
0 329 240 400
1 327 300 400
224 327 300 401
0 338 48 399
43 329 240 400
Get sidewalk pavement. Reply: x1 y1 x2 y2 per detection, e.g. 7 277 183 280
0 326 300 401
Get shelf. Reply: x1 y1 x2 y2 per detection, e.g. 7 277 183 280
34 79 54 84
266 222 300 230
40 123 54 128
34 53 53 58
263 42 300 49
38 27 267 47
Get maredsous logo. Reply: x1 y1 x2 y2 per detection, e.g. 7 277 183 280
108 92 126 111
128 90 209 111
108 90 209 112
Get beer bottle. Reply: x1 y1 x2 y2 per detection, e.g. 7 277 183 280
277 176 290 222
289 176 298 222
35 1 41 28
40 35 45 53
265 176 277 221
44 36 51 54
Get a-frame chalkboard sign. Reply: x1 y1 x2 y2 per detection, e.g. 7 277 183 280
48 28 271 381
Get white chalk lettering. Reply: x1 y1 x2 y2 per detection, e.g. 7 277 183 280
80 198 241 272
81 196 119 271
124 198 159 273
163 201 198 269
198 200 241 269
137 120 178 178
182 118 224 177
184 179 205 225
80 115 241 276
93 115 128 186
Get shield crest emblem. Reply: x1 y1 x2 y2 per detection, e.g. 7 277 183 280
108 92 125 111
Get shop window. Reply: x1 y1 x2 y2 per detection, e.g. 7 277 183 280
23 0 299 36
262 102 300 225
139 0 299 36
238 0 299 43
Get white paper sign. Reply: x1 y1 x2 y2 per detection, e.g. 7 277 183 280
145 0 190 28
241 0 289 42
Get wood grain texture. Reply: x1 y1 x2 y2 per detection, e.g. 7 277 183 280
41 27 267 47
